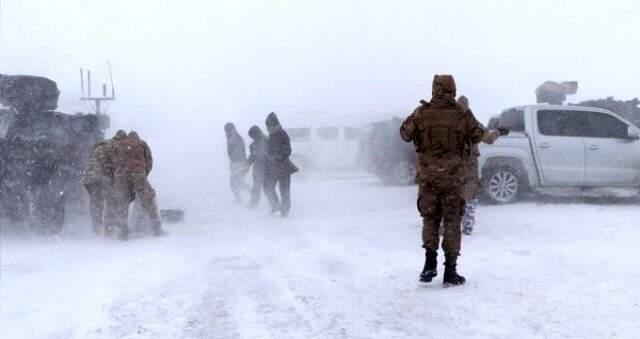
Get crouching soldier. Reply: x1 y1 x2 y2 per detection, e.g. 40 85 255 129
113 131 166 240
84 130 126 235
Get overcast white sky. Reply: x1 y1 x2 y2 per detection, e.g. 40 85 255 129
2 0 640 122
2 0 639 203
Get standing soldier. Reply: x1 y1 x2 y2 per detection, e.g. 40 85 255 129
457 96 508 235
400 75 498 287
83 130 126 235
113 131 166 240
264 112 298 218
247 125 269 208
225 122 250 203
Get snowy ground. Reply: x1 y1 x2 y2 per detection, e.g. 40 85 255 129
1 175 640 338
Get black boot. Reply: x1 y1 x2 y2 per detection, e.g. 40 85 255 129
419 249 438 283
443 254 465 287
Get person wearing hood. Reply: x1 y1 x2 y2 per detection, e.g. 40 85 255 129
83 129 126 235
457 96 508 235
247 125 269 208
225 122 250 203
400 75 489 287
112 131 166 240
264 112 298 217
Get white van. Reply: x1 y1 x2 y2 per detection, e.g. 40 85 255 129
286 125 365 172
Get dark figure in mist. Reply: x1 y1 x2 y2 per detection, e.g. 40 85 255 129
225 122 250 203
247 125 269 208
264 113 298 218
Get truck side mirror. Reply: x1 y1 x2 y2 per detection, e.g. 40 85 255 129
627 127 640 140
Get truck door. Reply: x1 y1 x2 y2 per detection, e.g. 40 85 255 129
581 111 640 186
534 110 585 185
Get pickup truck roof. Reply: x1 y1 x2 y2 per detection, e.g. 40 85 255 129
503 104 639 128
504 104 616 115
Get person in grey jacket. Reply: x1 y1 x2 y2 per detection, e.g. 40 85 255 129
225 122 250 203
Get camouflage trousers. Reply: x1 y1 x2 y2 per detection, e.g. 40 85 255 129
114 174 161 232
84 181 116 234
418 178 465 257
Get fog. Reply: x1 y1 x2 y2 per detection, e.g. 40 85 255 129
2 0 640 210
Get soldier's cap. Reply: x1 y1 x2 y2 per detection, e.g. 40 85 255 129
128 131 140 139
266 112 280 127
224 122 236 133
432 74 457 97
113 130 127 139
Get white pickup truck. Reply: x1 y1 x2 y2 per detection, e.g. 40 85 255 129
479 105 640 203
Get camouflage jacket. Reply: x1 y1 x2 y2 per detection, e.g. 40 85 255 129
400 97 486 182
84 140 115 184
114 135 153 176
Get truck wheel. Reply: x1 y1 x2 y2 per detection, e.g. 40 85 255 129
392 161 417 185
483 166 521 204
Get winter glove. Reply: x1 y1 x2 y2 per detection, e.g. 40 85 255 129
498 127 510 136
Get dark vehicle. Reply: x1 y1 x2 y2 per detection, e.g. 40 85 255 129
0 74 108 234
361 117 416 185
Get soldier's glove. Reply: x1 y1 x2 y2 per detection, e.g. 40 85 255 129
497 127 510 136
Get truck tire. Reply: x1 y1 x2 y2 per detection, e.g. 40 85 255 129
482 166 523 204
391 160 417 185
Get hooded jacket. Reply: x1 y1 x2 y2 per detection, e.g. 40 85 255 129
265 113 298 177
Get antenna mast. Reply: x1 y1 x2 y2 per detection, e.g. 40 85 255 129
79 61 116 115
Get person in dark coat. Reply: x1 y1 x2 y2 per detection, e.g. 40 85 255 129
247 125 268 208
264 113 298 217
225 122 250 203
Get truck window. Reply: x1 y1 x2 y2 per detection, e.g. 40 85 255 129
287 128 311 141
500 109 525 132
538 110 629 138
537 110 586 137
581 111 628 139
316 127 339 140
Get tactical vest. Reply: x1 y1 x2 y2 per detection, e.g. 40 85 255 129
415 104 467 165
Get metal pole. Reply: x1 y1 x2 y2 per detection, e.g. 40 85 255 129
80 69 84 97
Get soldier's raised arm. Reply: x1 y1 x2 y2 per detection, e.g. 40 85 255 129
481 128 499 145
400 105 422 142
464 110 492 145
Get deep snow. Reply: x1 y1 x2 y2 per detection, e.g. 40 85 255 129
1 176 639 338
